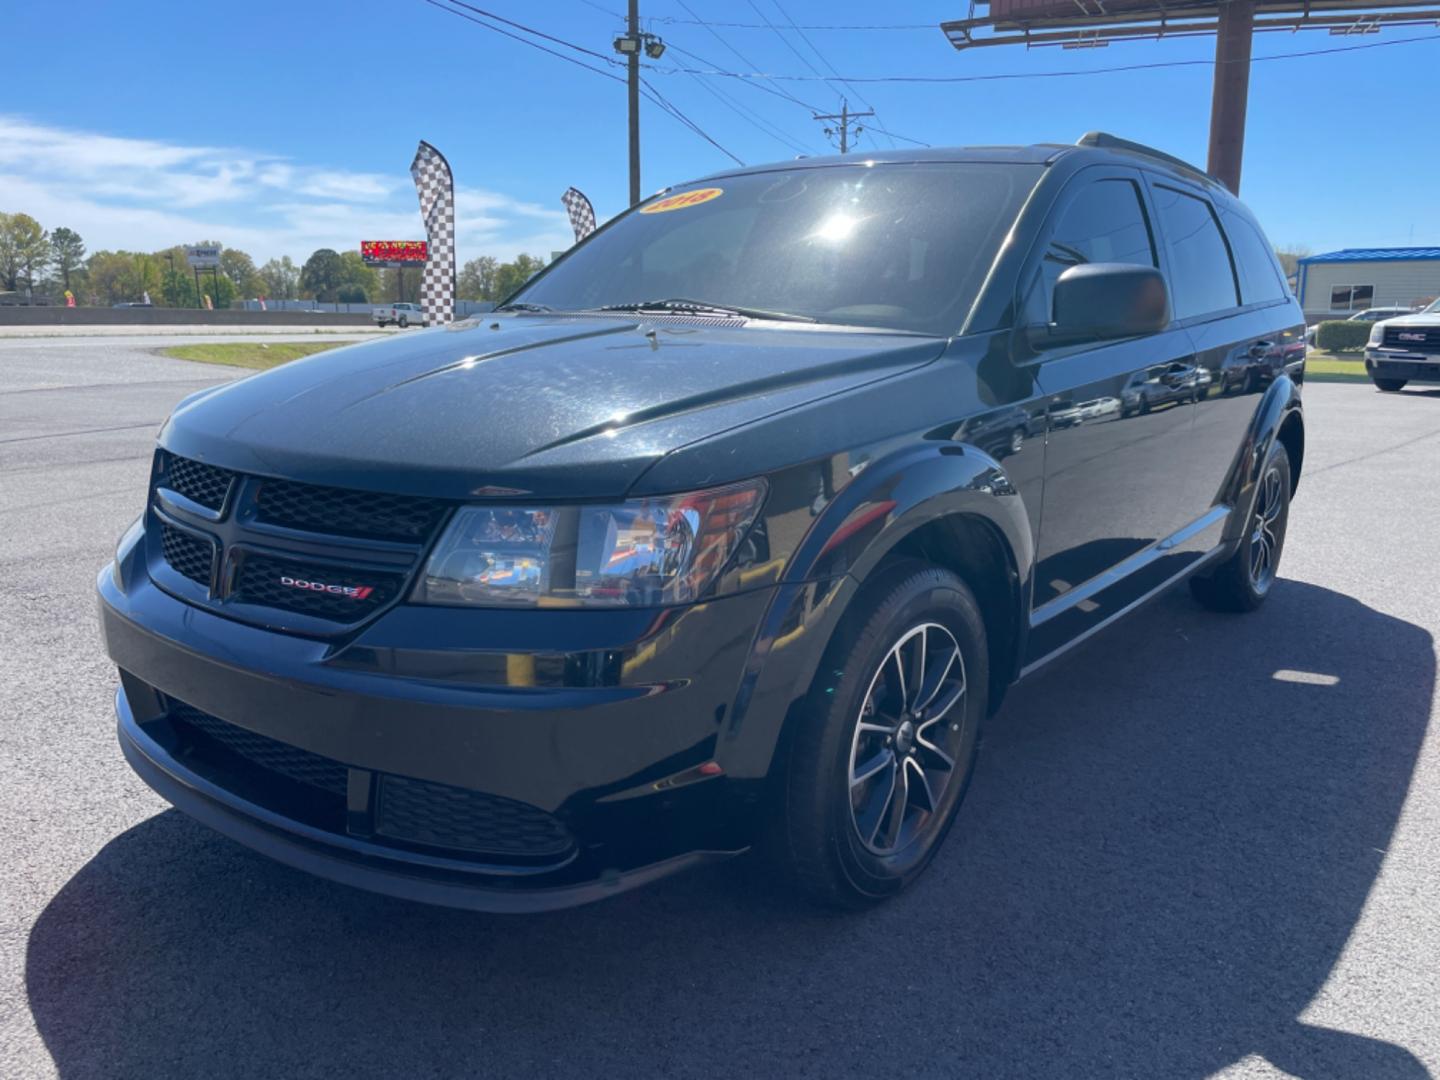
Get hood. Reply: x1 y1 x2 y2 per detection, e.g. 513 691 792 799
161 314 946 500
1378 311 1440 327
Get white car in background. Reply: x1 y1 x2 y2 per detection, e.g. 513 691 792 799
1305 306 1415 345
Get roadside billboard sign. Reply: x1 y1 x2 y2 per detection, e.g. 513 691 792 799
360 240 429 268
185 245 221 268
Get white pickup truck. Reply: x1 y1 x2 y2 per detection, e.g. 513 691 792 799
373 302 424 328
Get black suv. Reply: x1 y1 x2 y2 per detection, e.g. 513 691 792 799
99 133 1305 911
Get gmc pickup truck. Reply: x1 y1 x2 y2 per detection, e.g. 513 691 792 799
1365 298 1440 390
373 302 423 328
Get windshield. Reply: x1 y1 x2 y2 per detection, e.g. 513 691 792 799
1426 298 1440 314
510 162 1043 336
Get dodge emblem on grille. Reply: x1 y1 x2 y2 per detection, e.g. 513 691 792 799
279 575 374 599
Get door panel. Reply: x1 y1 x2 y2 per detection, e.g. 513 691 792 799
1031 329 1201 611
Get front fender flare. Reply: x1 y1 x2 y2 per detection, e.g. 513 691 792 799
717 442 1034 784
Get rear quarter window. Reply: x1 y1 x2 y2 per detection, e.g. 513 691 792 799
1221 209 1287 304
1152 184 1240 320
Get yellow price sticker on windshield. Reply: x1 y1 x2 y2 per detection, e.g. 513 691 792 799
640 187 723 214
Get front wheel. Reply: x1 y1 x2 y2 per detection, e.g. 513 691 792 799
1372 376 1407 392
774 564 987 908
1190 440 1291 613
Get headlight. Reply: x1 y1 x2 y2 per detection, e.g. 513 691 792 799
1368 322 1385 346
416 479 767 608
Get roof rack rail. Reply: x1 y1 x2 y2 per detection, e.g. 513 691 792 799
1075 131 1213 183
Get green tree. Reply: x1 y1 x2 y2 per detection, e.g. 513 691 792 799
84 251 136 304
1274 245 1311 282
338 250 380 302
219 248 264 298
258 256 299 300
300 248 345 301
492 253 546 302
458 255 499 300
0 212 49 293
49 227 86 292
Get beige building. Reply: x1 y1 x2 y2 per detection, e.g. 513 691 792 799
1297 248 1440 323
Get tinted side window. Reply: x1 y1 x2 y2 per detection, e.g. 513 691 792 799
1152 185 1239 320
1221 209 1286 304
1040 178 1157 300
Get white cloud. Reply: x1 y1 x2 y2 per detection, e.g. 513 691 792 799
0 115 572 263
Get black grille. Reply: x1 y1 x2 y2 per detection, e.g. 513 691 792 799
161 453 234 510
169 701 349 795
1383 325 1440 353
232 552 401 622
376 774 574 858
160 523 215 587
163 699 573 861
255 477 449 542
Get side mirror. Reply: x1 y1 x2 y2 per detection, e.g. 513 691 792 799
1031 263 1170 349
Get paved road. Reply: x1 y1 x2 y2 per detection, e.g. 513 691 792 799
3 337 1439 1079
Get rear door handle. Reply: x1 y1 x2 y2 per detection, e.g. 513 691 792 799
1249 341 1274 357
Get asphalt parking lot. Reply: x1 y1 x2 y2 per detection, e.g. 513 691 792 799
3 335 1439 1079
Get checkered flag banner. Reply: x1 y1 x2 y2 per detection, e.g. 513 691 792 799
410 140 456 326
561 187 597 244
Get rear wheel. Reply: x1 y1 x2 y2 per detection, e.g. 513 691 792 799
1190 440 1291 613
774 564 987 908
398 315 409 328
1372 376 1407 392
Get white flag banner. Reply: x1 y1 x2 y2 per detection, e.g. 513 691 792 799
410 141 456 326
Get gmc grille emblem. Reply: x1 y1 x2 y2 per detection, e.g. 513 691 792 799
1398 332 1426 342
279 575 374 599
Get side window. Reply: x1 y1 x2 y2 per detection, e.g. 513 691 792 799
1151 185 1239 320
1221 210 1287 304
1027 177 1156 323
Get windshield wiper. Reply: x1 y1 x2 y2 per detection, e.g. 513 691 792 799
592 298 815 323
494 301 554 313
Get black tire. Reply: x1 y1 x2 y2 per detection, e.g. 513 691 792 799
398 315 409 328
376 320 387 328
1372 376 1407 392
774 562 988 909
1190 441 1291 613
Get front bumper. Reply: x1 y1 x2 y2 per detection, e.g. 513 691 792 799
1365 350 1440 383
99 546 801 910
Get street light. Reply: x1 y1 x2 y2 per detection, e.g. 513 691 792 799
613 31 664 57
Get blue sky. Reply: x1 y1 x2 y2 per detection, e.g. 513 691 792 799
4 0 1436 264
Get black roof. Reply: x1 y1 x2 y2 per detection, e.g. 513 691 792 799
687 132 1224 195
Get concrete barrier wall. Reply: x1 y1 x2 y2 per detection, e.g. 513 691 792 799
0 307 373 327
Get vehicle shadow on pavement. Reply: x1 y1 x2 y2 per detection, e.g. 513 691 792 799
26 580 1435 1079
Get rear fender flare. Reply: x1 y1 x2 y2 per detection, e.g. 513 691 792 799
1219 374 1303 546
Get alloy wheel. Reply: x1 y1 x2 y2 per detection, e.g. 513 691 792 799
1249 465 1284 592
848 622 967 856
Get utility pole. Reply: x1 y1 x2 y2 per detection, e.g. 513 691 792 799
813 99 874 154
1206 0 1254 194
613 7 665 206
627 0 640 205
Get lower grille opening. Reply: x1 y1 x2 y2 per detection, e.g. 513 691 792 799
161 698 574 863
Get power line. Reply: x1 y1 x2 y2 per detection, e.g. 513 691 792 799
419 0 744 168
420 0 626 84
646 30 1440 84
767 0 895 148
664 42 822 110
669 0 820 111
641 76 747 165
675 66 815 154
